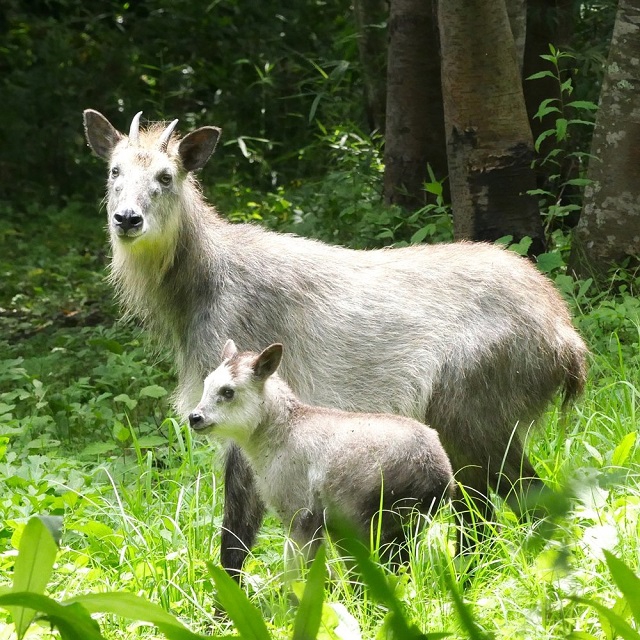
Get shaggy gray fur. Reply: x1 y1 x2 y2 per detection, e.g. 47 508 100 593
83 109 588 578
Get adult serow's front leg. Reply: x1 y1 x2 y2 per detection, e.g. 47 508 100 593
220 445 266 581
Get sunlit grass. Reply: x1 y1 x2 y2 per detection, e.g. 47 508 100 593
1 205 640 637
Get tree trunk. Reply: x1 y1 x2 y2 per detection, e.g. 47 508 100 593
353 0 388 133
570 0 640 278
383 0 447 210
506 0 527 73
439 0 545 254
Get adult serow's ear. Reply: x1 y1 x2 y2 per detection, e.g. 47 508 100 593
178 126 221 172
83 109 123 160
253 344 283 381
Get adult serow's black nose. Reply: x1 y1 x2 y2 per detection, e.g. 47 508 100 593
189 412 204 428
114 209 143 232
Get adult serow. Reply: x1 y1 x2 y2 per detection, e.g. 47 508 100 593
188 340 455 576
83 109 588 579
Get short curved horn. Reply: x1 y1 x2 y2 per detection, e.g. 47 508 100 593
128 111 143 146
158 119 179 152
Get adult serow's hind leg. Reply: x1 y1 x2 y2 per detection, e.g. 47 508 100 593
450 436 547 555
220 445 266 581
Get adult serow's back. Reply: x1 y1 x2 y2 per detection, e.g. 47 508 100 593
83 109 588 578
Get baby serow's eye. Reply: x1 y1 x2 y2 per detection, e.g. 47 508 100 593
110 166 120 179
220 386 235 401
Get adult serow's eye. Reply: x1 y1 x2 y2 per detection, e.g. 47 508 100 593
220 387 235 400
158 171 173 186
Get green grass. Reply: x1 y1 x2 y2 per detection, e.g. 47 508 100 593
1 201 639 638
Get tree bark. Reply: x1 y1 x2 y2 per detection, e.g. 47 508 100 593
570 0 640 277
353 0 388 133
506 0 527 73
439 0 545 254
383 0 446 210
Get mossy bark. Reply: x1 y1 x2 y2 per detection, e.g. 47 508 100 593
570 0 640 278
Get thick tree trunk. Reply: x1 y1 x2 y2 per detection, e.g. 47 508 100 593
439 0 544 254
570 0 640 277
383 0 446 210
506 0 527 72
353 0 388 133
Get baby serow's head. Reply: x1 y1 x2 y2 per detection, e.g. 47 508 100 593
188 339 283 439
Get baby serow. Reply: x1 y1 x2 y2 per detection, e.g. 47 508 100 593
189 340 455 577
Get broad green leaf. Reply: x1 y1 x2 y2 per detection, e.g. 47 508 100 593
410 226 431 245
564 178 592 187
601 597 632 640
207 562 271 640
112 422 130 442
573 596 640 640
38 516 63 547
555 118 568 142
534 104 561 120
534 129 556 152
603 551 640 623
68 592 207 640
567 100 599 111
526 70 556 81
0 592 102 640
611 432 637 467
113 393 137 410
136 435 169 448
293 546 326 640
88 337 124 355
80 442 117 457
536 252 565 273
140 385 168 399
10 517 59 639
567 118 596 127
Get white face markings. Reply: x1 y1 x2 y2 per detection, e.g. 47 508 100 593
191 356 264 442
107 142 181 249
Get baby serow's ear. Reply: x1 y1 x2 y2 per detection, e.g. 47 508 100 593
253 344 283 380
221 338 238 360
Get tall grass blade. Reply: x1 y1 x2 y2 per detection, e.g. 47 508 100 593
207 562 272 640
331 518 435 639
442 570 492 640
293 545 326 640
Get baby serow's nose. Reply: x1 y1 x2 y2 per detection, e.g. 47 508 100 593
189 412 204 428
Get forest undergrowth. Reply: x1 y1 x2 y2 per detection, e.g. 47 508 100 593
0 174 639 638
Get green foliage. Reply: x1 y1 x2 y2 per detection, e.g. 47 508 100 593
224 127 453 250
572 551 640 640
1 517 210 639
527 45 598 242
1 1 362 203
